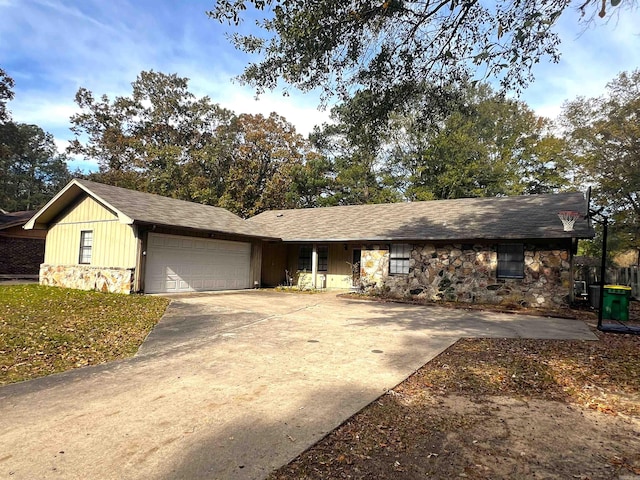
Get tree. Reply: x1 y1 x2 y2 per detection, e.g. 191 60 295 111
395 84 571 199
287 152 333 208
69 70 238 199
0 68 14 123
312 82 570 202
309 91 402 206
217 112 312 217
0 123 71 211
69 70 325 216
562 69 640 263
209 0 631 106
0 69 71 211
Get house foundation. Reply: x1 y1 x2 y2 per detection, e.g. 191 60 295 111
40 264 135 294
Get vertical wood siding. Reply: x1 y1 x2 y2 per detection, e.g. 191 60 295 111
59 196 117 222
325 244 352 288
44 196 137 268
250 241 262 287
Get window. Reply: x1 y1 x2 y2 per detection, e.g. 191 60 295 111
79 230 93 264
317 246 328 272
390 244 411 275
298 245 312 270
298 245 328 271
497 244 524 279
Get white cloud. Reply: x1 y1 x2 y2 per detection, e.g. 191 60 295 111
521 7 640 120
3 0 639 154
219 90 332 137
1 0 329 142
189 76 332 136
11 99 79 130
53 138 70 152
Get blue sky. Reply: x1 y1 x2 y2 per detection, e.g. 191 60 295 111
1 0 639 173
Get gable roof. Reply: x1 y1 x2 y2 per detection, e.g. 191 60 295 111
24 180 594 243
24 179 277 240
0 211 36 231
248 192 594 242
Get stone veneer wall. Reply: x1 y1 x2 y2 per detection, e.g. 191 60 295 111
361 243 572 307
360 248 389 286
40 264 135 294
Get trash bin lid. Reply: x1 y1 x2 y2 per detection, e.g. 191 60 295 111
604 285 632 290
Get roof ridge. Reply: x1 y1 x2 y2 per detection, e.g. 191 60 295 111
250 191 585 219
27 179 278 240
76 178 230 211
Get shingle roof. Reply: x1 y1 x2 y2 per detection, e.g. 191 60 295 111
26 180 594 242
0 211 36 230
248 192 594 241
26 179 276 240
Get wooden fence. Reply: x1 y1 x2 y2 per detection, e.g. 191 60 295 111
575 265 639 299
611 266 640 299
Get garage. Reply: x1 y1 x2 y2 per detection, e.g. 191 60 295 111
144 233 252 294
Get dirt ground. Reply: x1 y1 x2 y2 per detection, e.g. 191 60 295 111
269 301 640 480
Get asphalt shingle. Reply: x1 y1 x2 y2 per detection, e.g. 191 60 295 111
75 179 274 239
248 192 593 241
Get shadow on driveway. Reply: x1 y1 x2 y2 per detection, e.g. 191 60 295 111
0 291 596 480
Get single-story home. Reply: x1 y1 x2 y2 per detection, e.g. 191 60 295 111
25 179 594 307
0 210 46 276
25 179 277 294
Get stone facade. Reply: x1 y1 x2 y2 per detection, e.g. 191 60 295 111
40 264 135 294
360 247 389 287
360 243 572 307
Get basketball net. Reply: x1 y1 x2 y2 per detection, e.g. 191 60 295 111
557 211 581 232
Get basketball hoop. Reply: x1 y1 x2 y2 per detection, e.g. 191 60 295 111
558 210 581 232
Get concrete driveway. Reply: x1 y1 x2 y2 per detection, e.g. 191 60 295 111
0 291 596 480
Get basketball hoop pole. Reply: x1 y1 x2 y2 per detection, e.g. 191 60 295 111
597 216 607 331
585 207 607 329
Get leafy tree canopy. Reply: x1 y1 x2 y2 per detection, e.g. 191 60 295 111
209 0 631 105
216 112 311 217
68 70 327 216
562 69 640 263
0 69 71 211
311 81 571 204
0 67 15 123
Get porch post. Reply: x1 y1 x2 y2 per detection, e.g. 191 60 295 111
311 243 318 288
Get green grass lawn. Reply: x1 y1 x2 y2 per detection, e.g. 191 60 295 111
0 284 170 386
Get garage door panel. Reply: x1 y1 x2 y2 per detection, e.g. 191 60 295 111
144 233 251 294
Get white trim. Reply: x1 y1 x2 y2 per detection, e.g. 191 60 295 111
54 219 119 226
23 179 134 230
24 179 77 229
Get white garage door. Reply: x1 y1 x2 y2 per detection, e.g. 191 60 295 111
144 233 251 294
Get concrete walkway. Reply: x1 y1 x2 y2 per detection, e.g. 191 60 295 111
0 291 596 480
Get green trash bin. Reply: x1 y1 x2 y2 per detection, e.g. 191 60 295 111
602 285 632 321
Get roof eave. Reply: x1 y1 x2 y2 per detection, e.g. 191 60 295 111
0 220 29 231
76 180 134 225
133 220 281 242
275 232 595 243
24 179 133 230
